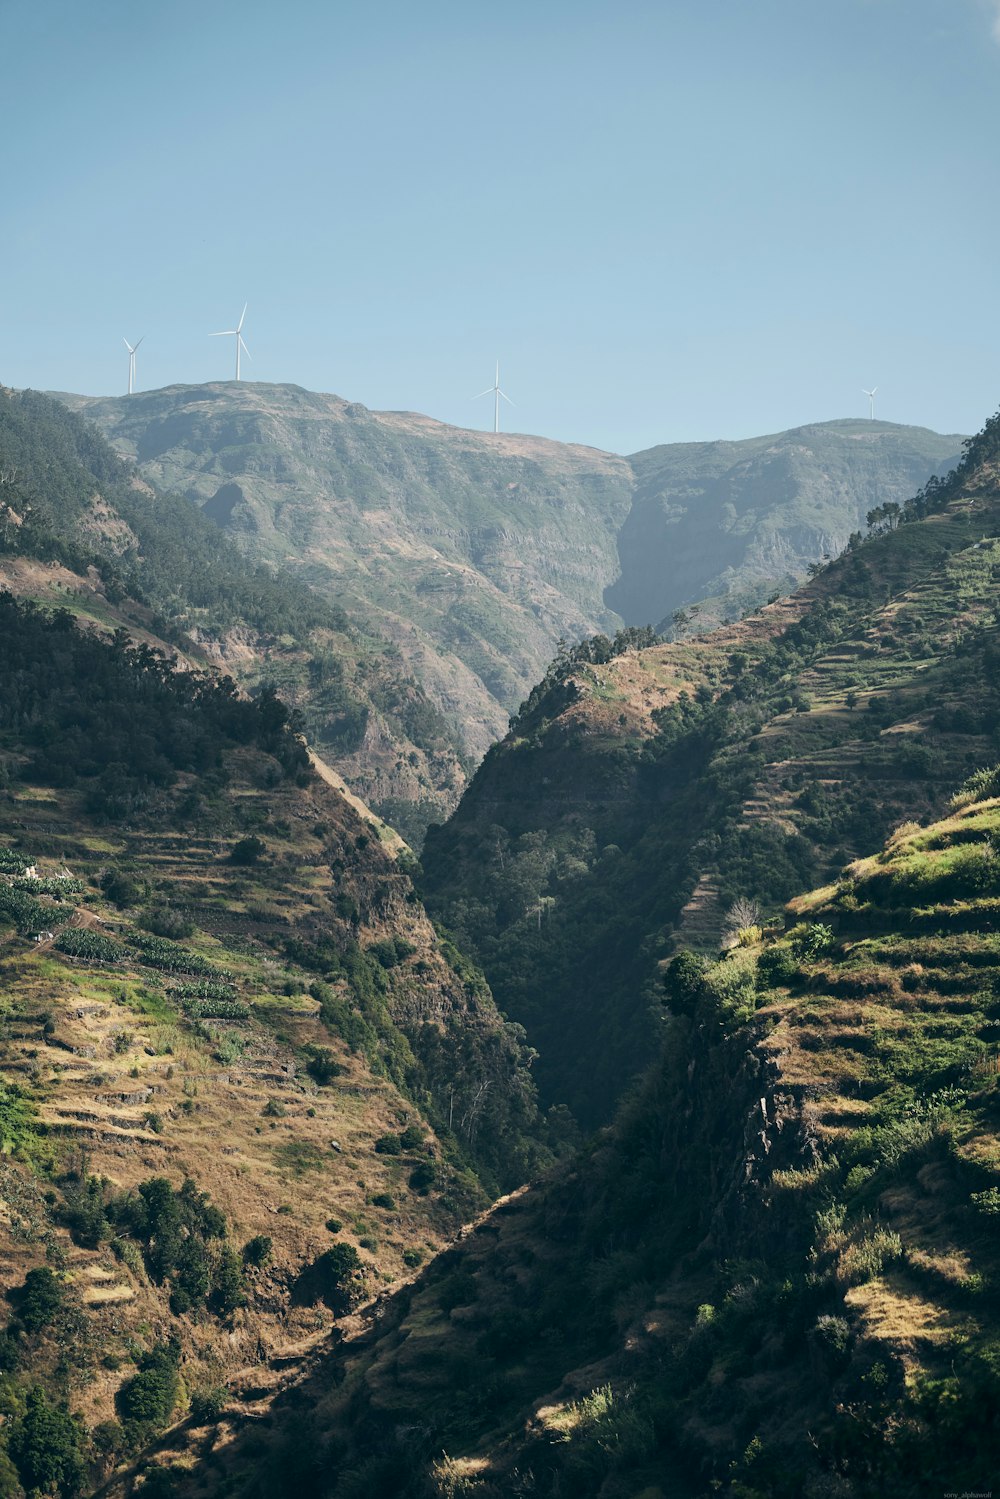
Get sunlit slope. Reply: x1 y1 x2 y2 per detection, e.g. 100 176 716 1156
0 593 550 1491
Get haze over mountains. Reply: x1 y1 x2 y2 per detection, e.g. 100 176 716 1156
56 383 961 836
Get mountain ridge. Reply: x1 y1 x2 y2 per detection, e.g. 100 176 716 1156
53 383 961 838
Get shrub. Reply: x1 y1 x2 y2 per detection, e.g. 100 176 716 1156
305 1047 343 1086
374 1133 402 1156
756 942 800 988
242 1235 273 1267
971 1187 1000 1216
15 1266 64 1333
700 949 758 1024
951 765 1000 809
61 1174 110 1247
399 1124 425 1151
837 1228 904 1286
229 836 266 867
812 1314 851 1361
409 1162 437 1195
139 905 195 940
211 1246 246 1316
371 1193 396 1211
9 1387 84 1498
313 1243 364 1314
661 950 708 1016
116 1341 181 1430
402 1248 424 1269
325 1217 344 1234
189 1385 227 1425
789 922 834 960
101 868 145 908
262 1098 286 1118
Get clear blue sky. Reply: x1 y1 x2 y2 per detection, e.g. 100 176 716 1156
4 0 999 452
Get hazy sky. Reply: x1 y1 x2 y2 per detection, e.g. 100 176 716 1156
5 0 999 452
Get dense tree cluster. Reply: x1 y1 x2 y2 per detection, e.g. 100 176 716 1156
0 593 309 811
0 387 349 640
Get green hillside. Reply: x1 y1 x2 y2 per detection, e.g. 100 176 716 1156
615 418 961 633
56 385 958 837
1 387 471 846
120 770 1000 1499
421 412 1000 1124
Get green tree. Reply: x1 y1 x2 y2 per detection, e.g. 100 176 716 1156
116 1341 180 1432
16 1266 64 1333
315 1244 364 1314
229 835 266 867
662 951 708 1017
9 1387 85 1497
242 1235 273 1268
211 1247 246 1317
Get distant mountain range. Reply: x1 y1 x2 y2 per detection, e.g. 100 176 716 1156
55 384 962 834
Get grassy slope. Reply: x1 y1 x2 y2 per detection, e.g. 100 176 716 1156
0 592 554 1493
421 428 1000 1124
129 778 1000 1499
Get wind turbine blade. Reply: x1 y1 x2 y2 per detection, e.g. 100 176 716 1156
134 336 144 351
237 303 248 332
210 330 237 337
239 335 252 360
499 390 515 405
474 387 493 399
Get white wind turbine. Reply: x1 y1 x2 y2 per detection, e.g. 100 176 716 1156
211 303 251 380
863 386 878 420
475 361 514 434
123 336 144 395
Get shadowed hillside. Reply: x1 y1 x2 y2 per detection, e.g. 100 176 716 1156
422 409 1000 1124
614 418 962 631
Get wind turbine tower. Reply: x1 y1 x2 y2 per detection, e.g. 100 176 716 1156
863 386 878 421
123 336 143 395
475 361 514 434
211 303 251 380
